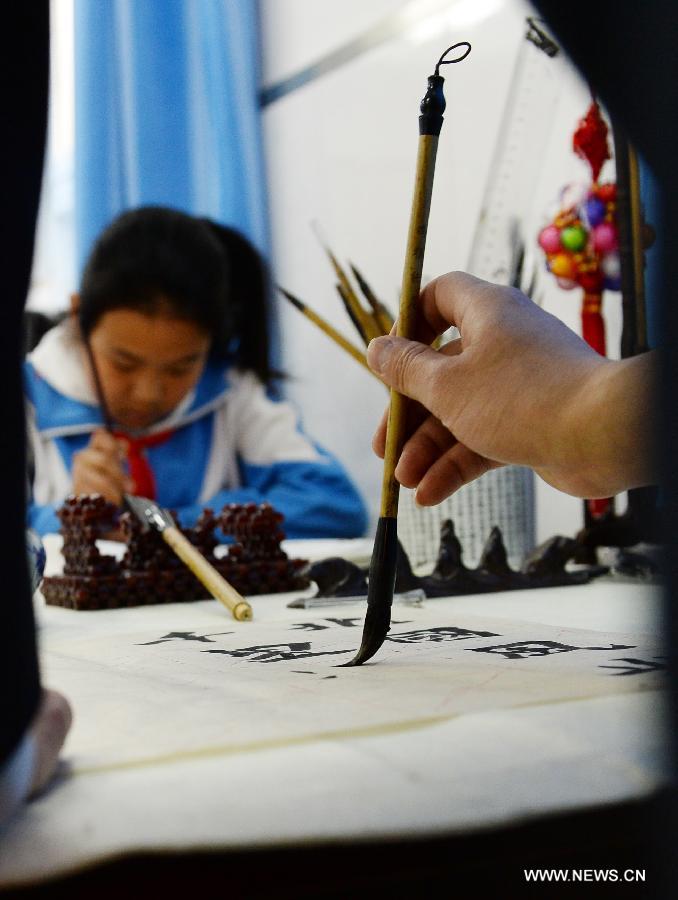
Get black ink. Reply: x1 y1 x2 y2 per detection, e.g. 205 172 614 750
472 640 580 659
204 643 350 663
599 656 666 676
137 630 233 646
290 622 329 632
471 640 635 659
387 626 500 644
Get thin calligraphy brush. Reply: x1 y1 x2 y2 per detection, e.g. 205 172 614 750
311 221 383 342
82 338 252 621
344 41 471 667
613 123 648 357
349 262 394 334
83 338 115 433
610 120 658 542
335 282 370 346
278 285 376 376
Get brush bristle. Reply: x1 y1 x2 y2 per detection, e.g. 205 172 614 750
342 516 398 666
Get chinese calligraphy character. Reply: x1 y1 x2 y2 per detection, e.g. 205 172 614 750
138 630 233 646
471 640 634 659
204 643 350 663
387 626 500 644
599 656 666 676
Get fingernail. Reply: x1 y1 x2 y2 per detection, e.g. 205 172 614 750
367 336 394 374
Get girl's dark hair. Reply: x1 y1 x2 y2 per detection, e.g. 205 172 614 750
79 205 276 385
200 217 278 385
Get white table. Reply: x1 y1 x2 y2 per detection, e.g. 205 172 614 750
0 538 667 890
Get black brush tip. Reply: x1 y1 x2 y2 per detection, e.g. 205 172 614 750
342 516 398 666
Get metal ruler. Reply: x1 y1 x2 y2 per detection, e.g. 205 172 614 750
467 17 562 292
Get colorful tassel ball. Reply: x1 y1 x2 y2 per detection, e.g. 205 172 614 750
537 182 619 292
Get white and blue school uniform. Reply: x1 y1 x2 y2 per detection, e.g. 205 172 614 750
24 319 368 538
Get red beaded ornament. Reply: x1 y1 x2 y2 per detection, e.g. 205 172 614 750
537 98 620 520
537 99 620 356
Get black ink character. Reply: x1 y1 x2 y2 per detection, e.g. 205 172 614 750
204 643 350 663
137 630 233 646
471 640 634 659
599 656 666 676
387 626 500 644
290 622 329 632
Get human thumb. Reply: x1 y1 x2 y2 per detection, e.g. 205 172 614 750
367 335 453 414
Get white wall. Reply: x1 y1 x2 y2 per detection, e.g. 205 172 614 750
259 0 624 548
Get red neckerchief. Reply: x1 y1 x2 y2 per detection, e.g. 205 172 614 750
112 429 174 500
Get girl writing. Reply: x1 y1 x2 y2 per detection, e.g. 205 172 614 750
25 206 367 538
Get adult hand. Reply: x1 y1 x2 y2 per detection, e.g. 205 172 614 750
369 271 656 504
71 429 133 505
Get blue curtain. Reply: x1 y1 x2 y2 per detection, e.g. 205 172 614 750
74 0 269 269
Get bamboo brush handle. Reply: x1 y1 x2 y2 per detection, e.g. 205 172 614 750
381 134 439 519
303 304 373 372
162 526 253 621
326 250 382 342
281 287 376 376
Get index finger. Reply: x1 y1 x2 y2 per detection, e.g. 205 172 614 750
89 429 128 459
414 271 504 344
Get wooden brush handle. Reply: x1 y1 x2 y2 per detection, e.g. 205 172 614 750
381 133 440 518
303 303 373 372
163 526 253 621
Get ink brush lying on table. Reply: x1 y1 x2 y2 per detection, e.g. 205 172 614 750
123 495 253 621
82 338 253 622
344 41 472 667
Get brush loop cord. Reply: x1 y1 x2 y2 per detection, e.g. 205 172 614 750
434 41 472 75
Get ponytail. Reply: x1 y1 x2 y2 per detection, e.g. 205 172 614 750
202 220 281 387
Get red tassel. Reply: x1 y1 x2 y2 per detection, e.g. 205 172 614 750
581 293 606 356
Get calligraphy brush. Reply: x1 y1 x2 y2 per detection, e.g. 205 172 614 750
124 495 253 620
82 339 253 621
335 282 370 346
612 120 658 541
344 41 471 667
613 122 648 357
349 262 394 334
278 285 375 376
311 221 382 342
